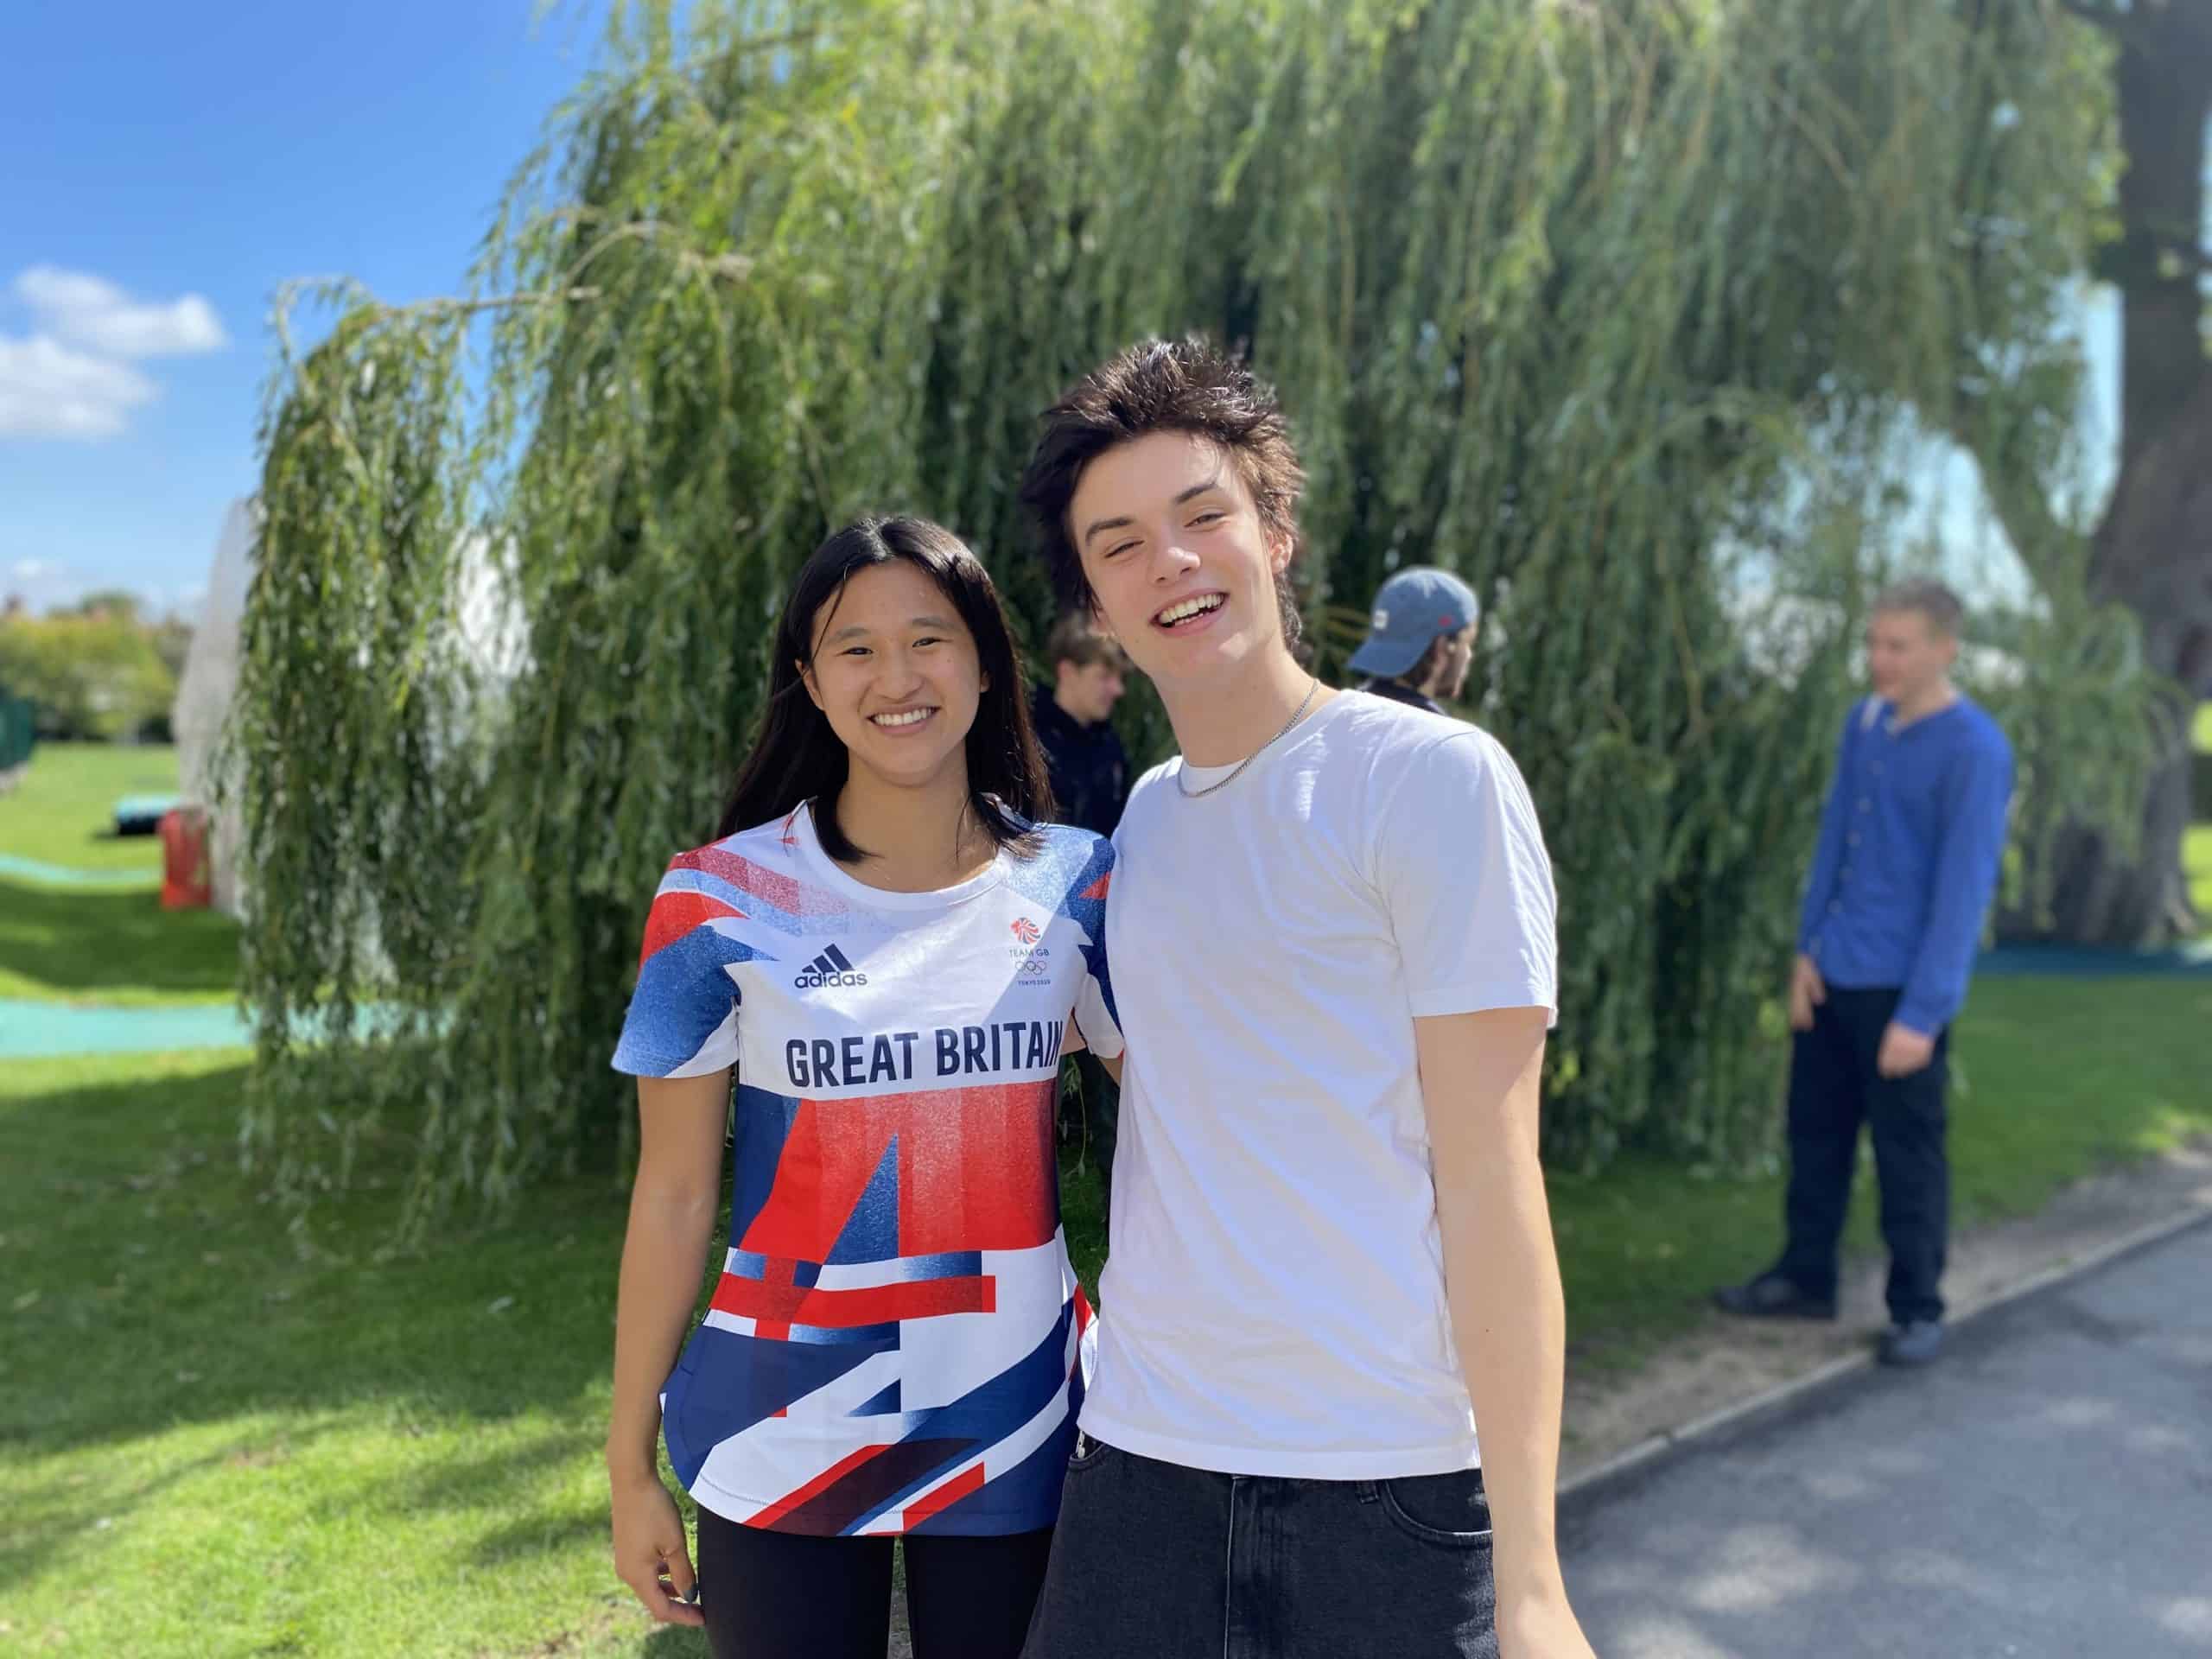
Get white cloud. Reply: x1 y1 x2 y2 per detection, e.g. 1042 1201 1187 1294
0 333 158 439
10 558 60 582
0 264 225 442
16 265 227 358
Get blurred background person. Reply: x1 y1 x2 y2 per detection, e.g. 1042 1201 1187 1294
1348 566 1479 715
1031 614 1132 837
1032 613 1132 1216
1715 578 2014 1369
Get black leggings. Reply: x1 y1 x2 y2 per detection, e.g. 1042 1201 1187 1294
694 1504 1053 1659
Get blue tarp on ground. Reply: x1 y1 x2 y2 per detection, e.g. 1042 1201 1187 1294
0 852 160 887
0 998 426 1058
0 1000 251 1058
1976 940 2212 978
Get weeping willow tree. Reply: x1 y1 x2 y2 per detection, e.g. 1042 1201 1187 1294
232 0 2160 1223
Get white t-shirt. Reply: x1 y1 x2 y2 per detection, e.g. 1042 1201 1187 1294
1082 690 1558 1479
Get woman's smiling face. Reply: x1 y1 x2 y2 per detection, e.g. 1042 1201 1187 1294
802 559 985 790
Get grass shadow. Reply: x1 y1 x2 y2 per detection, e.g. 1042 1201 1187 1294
467 1505 611 1569
1 1052 623 1452
0 876 238 1002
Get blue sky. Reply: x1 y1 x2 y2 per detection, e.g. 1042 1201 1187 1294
0 2 2124 621
0 1 609 617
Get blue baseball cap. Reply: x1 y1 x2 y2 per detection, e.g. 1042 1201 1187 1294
1346 567 1479 678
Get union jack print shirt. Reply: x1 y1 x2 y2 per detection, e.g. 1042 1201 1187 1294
611 803 1121 1536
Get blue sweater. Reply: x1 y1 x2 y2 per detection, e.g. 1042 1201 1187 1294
1796 695 2014 1037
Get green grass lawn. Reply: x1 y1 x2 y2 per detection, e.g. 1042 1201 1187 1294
5 974 2205 1657
0 741 181 876
0 743 238 1004
0 1051 696 1659
0 877 239 1004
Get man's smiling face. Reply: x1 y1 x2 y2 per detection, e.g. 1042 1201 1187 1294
1066 429 1291 690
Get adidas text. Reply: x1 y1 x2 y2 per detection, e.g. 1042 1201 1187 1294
794 944 868 989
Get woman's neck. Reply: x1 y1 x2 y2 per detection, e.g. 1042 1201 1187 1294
830 763 995 893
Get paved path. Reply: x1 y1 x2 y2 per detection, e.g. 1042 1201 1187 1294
1560 1221 2212 1658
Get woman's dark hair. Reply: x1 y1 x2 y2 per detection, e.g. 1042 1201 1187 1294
1018 335 1307 647
715 515 1051 862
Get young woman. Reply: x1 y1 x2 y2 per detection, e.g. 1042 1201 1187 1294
605 516 1121 1659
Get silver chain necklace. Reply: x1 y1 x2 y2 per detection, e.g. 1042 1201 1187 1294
1174 679 1321 800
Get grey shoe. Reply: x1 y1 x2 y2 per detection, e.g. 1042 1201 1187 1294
1878 1319 1945 1366
1713 1272 1838 1321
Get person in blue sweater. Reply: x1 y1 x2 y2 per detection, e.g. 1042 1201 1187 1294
1717 579 2014 1367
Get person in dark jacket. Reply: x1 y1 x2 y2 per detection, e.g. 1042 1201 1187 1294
1347 566 1480 714
1032 614 1132 1212
1031 614 1131 836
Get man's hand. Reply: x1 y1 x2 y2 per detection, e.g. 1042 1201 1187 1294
611 1470 704 1628
1877 1020 1936 1079
1500 1586 1599 1658
1787 953 1827 1032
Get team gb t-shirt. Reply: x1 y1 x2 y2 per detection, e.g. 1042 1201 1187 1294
611 803 1122 1537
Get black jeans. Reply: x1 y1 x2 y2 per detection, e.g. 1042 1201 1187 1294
1022 1439 1498 1658
1777 985 1951 1325
695 1504 1053 1659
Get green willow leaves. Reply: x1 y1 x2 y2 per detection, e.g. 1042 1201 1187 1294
234 0 2155 1223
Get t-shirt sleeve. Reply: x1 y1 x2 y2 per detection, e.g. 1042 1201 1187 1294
1066 834 1125 1061
1374 729 1559 1025
610 859 747 1079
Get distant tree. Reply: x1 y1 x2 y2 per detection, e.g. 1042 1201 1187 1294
0 613 175 741
64 589 146 624
240 0 2164 1220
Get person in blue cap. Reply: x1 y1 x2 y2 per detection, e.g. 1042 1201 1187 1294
1348 566 1481 715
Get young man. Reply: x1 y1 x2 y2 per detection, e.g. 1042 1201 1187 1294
1031 615 1133 1213
1716 580 2014 1367
1016 338 1593 1659
1030 614 1132 837
1350 565 1480 715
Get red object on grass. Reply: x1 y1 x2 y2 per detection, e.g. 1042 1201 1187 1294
159 807 213 909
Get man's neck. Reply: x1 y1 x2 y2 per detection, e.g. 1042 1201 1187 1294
1890 678 1959 728
1160 647 1325 766
830 765 993 892
1051 685 1094 728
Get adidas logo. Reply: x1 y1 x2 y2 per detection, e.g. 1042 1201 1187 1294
793 944 868 989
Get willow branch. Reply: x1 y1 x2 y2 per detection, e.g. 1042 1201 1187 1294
2055 1 2140 40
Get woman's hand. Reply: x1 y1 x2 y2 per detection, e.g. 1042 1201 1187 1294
611 1469 705 1628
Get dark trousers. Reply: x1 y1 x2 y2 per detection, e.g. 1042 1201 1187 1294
1777 985 1951 1325
1023 1440 1497 1658
695 1504 1053 1659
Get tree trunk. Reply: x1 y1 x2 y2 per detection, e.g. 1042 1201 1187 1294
2011 0 2210 946
2024 378 2212 944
